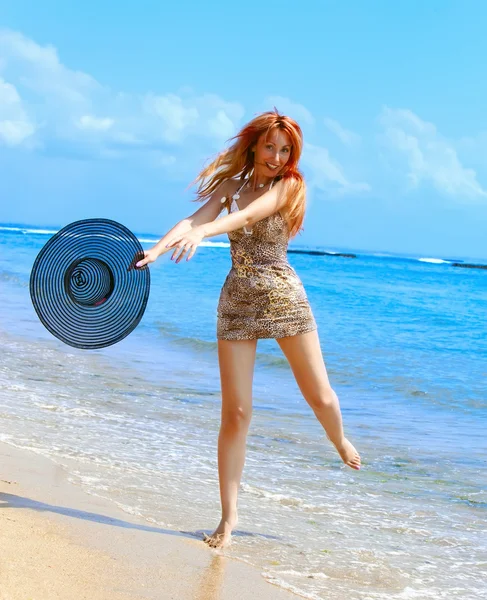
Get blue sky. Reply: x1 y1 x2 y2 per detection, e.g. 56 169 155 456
1 0 487 259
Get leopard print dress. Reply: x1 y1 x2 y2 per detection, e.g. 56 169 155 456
217 179 317 340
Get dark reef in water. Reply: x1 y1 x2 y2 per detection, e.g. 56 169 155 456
285 249 486 266
288 249 357 258
451 262 487 270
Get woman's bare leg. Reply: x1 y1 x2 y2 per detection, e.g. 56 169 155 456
204 338 257 548
277 330 361 470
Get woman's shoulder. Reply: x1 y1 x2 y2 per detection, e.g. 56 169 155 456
221 178 245 197
277 173 303 186
276 174 306 197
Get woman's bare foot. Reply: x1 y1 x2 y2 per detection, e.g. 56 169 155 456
333 437 361 470
203 514 238 549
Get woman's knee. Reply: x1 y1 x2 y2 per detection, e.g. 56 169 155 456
306 386 337 413
221 402 252 433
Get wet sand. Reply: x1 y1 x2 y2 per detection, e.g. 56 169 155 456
0 442 298 600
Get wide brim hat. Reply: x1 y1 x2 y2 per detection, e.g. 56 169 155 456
30 218 150 349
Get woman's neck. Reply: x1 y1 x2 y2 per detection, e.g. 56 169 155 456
247 172 273 190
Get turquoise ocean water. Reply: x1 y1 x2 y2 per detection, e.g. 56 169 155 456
0 222 486 599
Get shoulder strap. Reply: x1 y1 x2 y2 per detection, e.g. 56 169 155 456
236 179 247 194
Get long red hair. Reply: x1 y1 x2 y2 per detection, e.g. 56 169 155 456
192 109 307 238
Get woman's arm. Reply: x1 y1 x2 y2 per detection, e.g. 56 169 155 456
144 182 231 260
138 179 289 266
201 178 287 239
163 179 290 263
147 218 194 258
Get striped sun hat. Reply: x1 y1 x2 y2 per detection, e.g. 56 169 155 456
30 218 150 349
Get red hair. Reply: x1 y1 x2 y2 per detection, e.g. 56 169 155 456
192 109 307 238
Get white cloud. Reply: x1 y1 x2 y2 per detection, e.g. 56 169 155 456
142 92 243 144
143 93 199 143
303 142 370 195
266 96 314 126
457 130 487 172
324 117 361 146
379 107 487 200
77 115 114 131
0 119 35 146
207 108 237 140
0 29 99 109
159 154 176 167
0 77 36 146
0 28 245 160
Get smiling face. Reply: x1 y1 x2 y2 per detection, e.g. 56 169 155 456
252 127 292 180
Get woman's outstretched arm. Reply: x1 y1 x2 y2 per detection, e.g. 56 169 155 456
136 182 231 266
201 178 287 238
163 179 289 264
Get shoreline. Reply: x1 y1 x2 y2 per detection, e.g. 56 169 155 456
0 441 299 600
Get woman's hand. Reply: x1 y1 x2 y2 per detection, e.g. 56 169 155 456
134 248 160 269
165 227 205 263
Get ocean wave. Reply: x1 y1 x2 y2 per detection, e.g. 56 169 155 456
0 225 231 249
0 271 29 287
153 321 289 366
200 241 230 248
171 335 219 353
154 323 219 354
262 573 322 599
266 569 330 580
137 237 160 244
153 321 180 336
416 257 487 269
93 237 230 248
240 483 322 510
256 353 288 368
418 258 453 265
0 225 57 235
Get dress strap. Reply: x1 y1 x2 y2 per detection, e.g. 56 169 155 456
221 177 275 211
239 176 275 193
220 179 246 209
236 179 247 194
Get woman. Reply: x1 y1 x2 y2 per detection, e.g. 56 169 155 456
136 110 361 548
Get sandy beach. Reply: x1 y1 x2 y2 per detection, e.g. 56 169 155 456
0 442 298 600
